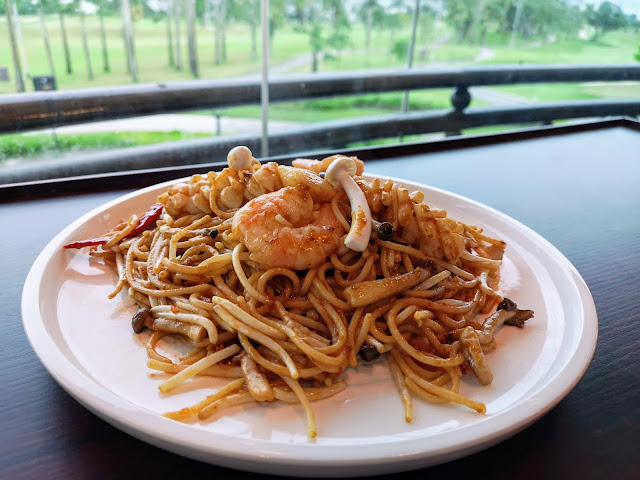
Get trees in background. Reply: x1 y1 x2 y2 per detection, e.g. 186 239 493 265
212 0 227 65
586 1 628 41
282 0 352 73
325 0 351 61
444 0 592 45
229 0 259 61
357 0 384 53
3 0 640 93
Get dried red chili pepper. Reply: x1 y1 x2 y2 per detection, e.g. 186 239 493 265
63 237 110 249
125 202 164 239
63 203 164 250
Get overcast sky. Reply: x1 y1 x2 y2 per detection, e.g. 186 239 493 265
570 0 640 16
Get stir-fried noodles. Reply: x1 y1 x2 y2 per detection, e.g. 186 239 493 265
65 147 533 438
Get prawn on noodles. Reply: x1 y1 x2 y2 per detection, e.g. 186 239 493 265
64 146 534 438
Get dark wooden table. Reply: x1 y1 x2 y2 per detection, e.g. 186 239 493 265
2 119 639 479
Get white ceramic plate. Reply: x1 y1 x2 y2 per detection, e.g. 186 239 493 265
22 175 597 477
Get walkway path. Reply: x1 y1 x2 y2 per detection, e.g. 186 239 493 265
50 114 301 136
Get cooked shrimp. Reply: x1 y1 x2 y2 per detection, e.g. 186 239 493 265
232 185 345 270
159 155 337 219
293 155 365 176
245 162 336 202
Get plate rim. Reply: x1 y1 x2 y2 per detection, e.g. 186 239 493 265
21 174 598 476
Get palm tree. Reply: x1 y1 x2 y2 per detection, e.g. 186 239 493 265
359 0 382 53
166 5 175 67
4 0 25 92
213 0 224 65
80 10 95 80
173 0 183 69
229 0 259 61
248 0 258 61
121 0 139 81
98 0 110 72
185 0 198 77
58 3 73 74
11 0 30 80
38 0 56 78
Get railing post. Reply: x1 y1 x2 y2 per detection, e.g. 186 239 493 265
260 0 270 158
447 85 471 137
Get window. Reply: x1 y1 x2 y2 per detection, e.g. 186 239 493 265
1 0 639 183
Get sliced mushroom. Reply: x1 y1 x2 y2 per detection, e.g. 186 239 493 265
343 268 430 307
447 298 534 344
241 354 274 402
482 298 534 340
325 156 372 252
152 317 207 343
504 309 535 328
460 326 494 386
131 308 206 343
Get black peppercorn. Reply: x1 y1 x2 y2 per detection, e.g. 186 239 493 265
209 229 219 239
359 344 381 362
376 222 395 241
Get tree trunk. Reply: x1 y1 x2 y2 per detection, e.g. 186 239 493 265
250 0 257 61
38 7 56 78
250 19 257 61
221 0 227 63
12 1 30 79
99 0 110 72
173 0 183 70
365 7 373 52
5 0 25 92
203 0 211 29
214 0 222 65
510 0 524 47
402 0 420 115
167 12 175 67
80 13 94 80
186 0 198 77
59 12 73 74
121 0 139 82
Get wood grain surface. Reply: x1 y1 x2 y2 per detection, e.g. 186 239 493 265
1 124 638 479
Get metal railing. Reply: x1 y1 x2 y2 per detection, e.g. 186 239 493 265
1 64 640 183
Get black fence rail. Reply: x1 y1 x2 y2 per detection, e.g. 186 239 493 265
1 64 640 183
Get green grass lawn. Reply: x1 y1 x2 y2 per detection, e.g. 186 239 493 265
0 130 209 163
481 30 640 64
220 89 486 123
0 15 404 94
485 81 640 102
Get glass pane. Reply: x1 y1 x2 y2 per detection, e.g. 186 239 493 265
1 0 639 182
